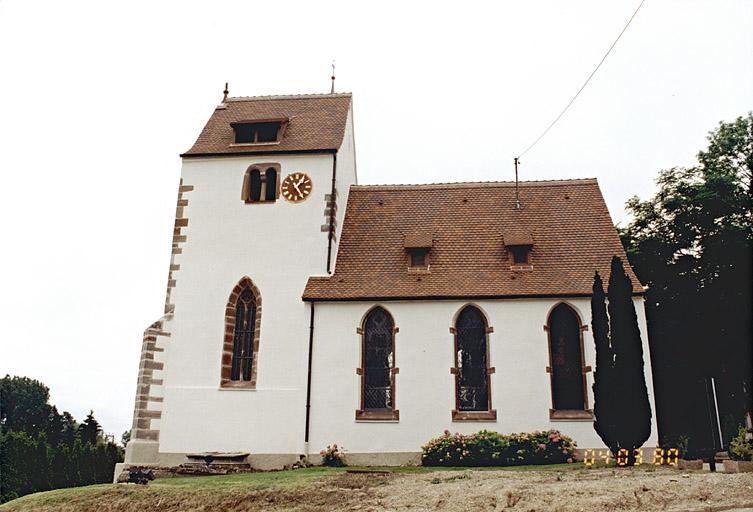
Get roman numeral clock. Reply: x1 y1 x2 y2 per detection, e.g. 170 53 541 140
281 172 313 202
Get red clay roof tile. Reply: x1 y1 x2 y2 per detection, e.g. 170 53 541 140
183 93 351 157
403 232 434 249
303 179 643 301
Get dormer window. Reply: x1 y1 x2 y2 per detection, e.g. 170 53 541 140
231 120 287 145
404 232 433 271
510 246 530 264
504 232 534 268
242 164 280 203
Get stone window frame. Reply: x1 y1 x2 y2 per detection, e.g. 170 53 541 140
241 163 281 204
220 276 262 389
543 302 593 421
355 305 400 421
450 304 497 422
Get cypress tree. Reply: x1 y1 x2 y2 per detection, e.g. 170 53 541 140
78 410 101 446
591 271 619 456
60 412 78 446
607 256 652 464
46 406 64 447
32 433 51 493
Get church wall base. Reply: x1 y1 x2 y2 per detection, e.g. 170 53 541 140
114 447 646 481
320 452 422 467
124 439 160 465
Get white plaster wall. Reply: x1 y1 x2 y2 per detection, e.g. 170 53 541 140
159 148 355 455
328 105 357 273
308 298 658 454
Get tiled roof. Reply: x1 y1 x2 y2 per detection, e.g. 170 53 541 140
303 179 643 301
403 231 434 249
182 93 352 157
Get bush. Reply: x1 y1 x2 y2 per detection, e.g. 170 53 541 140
729 426 753 461
320 443 346 467
421 429 576 467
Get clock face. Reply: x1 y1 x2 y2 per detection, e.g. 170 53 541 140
281 172 313 202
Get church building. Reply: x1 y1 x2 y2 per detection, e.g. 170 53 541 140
123 91 658 470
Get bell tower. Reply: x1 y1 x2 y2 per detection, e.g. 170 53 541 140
124 91 357 469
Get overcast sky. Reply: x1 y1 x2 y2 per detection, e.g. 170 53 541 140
1 1 751 439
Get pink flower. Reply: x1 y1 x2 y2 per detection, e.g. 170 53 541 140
538 443 547 450
444 429 450 436
567 458 573 464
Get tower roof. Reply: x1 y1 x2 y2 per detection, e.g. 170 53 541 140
182 93 352 157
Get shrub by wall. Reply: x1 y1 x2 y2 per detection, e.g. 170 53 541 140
421 429 576 467
729 426 753 461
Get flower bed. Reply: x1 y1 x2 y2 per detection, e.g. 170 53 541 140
421 429 576 467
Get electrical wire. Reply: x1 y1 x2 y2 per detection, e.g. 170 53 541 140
517 0 647 159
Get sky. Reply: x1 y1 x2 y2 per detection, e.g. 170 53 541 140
0 0 751 439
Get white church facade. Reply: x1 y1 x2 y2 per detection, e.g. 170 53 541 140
123 91 658 471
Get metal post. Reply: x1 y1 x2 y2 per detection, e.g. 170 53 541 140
330 62 335 94
514 157 521 209
704 376 722 472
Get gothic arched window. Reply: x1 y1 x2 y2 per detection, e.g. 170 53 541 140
452 306 496 421
546 303 591 418
356 307 399 421
221 277 262 388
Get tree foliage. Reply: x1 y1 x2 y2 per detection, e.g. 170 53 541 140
121 429 131 447
0 376 123 503
0 376 51 436
591 258 652 463
620 113 752 453
591 271 616 451
79 410 102 446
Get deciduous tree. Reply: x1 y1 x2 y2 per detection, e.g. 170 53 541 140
621 113 752 451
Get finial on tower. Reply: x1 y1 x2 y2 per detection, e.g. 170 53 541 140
330 61 336 94
222 82 229 103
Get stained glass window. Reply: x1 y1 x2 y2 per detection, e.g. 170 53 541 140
362 307 394 411
455 306 489 411
549 304 586 410
231 286 257 382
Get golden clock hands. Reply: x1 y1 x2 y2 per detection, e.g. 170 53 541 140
292 181 303 195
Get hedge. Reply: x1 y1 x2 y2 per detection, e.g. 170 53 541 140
0 432 121 503
421 429 577 467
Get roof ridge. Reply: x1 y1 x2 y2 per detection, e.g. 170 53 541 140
351 178 598 191
226 93 352 102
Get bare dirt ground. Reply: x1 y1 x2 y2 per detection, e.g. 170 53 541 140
3 467 753 512
349 468 753 512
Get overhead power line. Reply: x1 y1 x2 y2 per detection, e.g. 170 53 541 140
517 0 647 159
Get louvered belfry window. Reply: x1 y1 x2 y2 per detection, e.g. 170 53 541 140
231 286 257 381
363 307 394 411
455 306 490 411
